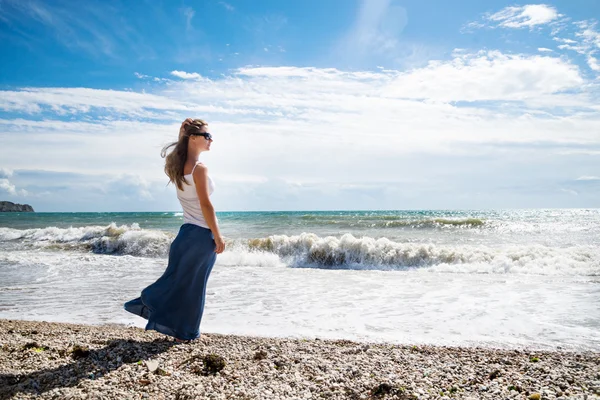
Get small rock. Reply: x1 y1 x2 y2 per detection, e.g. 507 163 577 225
202 354 226 375
489 370 501 380
253 350 267 360
145 359 159 373
371 383 393 397
528 393 541 400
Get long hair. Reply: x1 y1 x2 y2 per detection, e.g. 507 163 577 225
161 119 208 190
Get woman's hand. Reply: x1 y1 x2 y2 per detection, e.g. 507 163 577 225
214 235 225 254
179 118 194 140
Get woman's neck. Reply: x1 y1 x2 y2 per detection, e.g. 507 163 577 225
187 149 202 162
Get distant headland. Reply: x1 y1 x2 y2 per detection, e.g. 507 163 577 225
0 201 34 212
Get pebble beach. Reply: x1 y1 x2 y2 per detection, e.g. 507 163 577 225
0 319 598 400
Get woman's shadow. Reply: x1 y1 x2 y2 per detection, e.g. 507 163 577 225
0 337 176 400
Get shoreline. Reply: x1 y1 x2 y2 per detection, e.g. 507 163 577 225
1 319 598 399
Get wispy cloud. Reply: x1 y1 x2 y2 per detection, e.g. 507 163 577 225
337 0 441 69
245 13 288 37
464 4 563 32
0 88 196 117
466 4 599 74
338 0 409 61
560 188 579 196
219 2 235 12
1 0 115 57
182 7 195 31
0 0 153 59
487 4 560 29
553 20 600 72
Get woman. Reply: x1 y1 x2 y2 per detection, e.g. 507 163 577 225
124 118 225 342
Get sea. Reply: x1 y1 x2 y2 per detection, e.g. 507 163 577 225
0 209 599 351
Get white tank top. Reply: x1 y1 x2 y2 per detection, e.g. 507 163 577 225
176 162 216 229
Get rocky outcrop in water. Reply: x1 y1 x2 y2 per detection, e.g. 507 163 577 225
0 201 34 212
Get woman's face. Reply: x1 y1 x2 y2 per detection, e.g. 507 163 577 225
191 125 212 151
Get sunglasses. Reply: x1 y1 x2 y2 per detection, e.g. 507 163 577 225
190 132 213 140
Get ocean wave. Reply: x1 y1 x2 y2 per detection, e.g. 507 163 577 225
246 233 599 275
1 226 598 275
0 224 174 257
296 217 485 229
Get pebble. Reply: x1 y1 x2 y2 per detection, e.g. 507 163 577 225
0 319 598 400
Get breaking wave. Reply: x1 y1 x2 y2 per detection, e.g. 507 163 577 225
246 233 599 275
1 226 598 275
0 224 174 257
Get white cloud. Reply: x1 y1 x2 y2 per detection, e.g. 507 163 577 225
553 20 600 72
170 70 205 80
0 168 13 178
0 86 257 118
554 38 576 44
0 179 16 195
589 56 600 72
576 175 600 181
575 21 600 49
382 51 584 102
0 177 27 197
105 174 153 200
538 47 553 52
487 4 560 29
1 54 599 209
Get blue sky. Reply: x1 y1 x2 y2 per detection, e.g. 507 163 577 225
0 0 599 211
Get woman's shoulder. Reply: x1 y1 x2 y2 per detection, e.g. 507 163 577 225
190 161 206 173
193 162 207 172
192 163 208 180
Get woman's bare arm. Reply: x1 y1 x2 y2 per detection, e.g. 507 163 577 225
193 164 224 253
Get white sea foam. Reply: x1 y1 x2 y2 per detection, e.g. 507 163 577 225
216 248 284 268
0 224 174 257
248 233 600 275
1 227 598 275
1 250 598 350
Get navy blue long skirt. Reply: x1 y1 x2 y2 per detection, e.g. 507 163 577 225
124 223 217 341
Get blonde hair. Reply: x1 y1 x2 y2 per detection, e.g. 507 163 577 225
161 119 208 190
